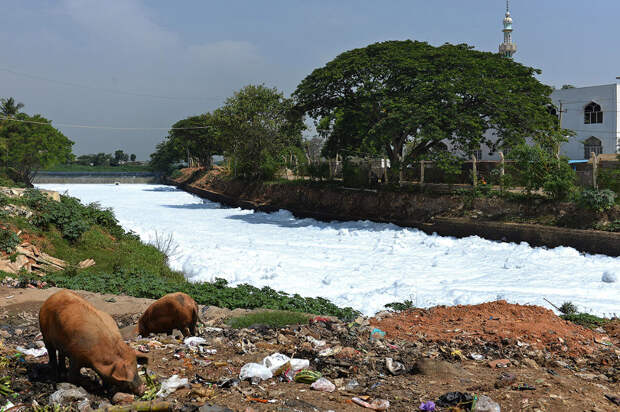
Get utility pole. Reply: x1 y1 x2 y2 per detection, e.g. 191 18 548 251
556 100 567 159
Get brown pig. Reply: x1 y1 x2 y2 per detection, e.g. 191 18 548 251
138 292 198 337
39 290 148 395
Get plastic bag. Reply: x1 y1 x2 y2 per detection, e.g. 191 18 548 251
16 346 47 357
290 358 310 371
239 363 273 382
183 337 206 347
156 375 189 398
262 353 290 374
311 377 335 392
472 395 501 412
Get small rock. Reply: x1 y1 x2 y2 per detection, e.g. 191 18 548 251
0 329 10 338
14 329 22 336
521 358 539 369
495 373 516 388
488 359 511 368
112 392 134 404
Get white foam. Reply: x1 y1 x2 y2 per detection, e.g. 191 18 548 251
38 184 620 316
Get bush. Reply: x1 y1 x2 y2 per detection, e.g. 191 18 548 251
343 160 370 188
507 144 576 200
306 162 330 180
559 301 578 315
170 169 183 179
579 188 617 212
0 193 8 208
24 189 126 242
598 168 620 195
0 228 20 253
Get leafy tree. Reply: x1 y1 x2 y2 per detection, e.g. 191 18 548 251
130 153 136 162
93 152 112 166
561 84 576 89
112 150 129 166
0 113 73 186
169 113 221 169
0 97 24 117
149 138 184 174
216 85 304 179
293 40 559 181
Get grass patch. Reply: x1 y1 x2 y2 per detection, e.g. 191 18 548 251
227 310 311 329
560 313 609 329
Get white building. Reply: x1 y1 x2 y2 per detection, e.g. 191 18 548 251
550 84 620 159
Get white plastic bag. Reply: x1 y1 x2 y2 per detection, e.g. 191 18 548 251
156 375 189 398
239 363 273 382
183 337 206 347
262 353 290 374
16 346 47 357
290 358 310 371
311 377 335 392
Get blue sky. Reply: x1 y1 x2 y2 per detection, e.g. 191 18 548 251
2 0 618 158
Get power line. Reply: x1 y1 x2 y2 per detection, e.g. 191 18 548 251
0 116 213 131
0 66 225 102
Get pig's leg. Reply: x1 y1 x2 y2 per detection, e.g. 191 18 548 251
189 323 196 336
44 341 58 379
68 356 82 384
182 327 191 337
58 349 67 377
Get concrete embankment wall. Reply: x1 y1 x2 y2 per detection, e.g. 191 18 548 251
33 172 160 184
173 179 620 257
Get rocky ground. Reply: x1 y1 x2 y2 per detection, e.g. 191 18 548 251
0 285 618 412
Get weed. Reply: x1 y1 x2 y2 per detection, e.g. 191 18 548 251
150 231 180 263
385 300 416 312
0 228 20 253
227 311 310 329
559 301 578 315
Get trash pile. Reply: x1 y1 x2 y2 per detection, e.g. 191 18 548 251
0 241 95 275
0 296 618 411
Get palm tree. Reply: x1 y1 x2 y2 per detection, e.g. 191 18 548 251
0 97 24 117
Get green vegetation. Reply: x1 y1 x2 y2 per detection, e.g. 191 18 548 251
0 228 20 253
579 188 617 212
0 98 74 186
384 299 416 312
227 310 311 329
561 313 609 329
558 300 610 329
293 40 563 182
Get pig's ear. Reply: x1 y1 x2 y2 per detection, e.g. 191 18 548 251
135 351 149 365
111 361 133 382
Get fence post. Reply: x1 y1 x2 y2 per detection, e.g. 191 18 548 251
472 154 478 187
591 152 598 189
499 151 505 193
420 160 425 185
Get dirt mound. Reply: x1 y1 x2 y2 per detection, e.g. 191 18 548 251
371 300 606 356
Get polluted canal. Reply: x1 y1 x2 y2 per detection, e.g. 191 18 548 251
37 183 620 316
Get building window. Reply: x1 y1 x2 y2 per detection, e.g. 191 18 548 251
584 102 603 124
584 136 602 159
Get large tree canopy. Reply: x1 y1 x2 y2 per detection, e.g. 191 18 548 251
293 40 558 174
0 113 74 185
215 85 304 179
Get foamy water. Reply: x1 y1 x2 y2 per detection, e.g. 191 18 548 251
38 184 620 316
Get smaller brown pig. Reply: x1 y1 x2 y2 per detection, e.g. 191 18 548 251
39 290 148 395
138 292 198 337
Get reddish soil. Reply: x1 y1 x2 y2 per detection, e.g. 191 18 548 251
371 300 607 357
